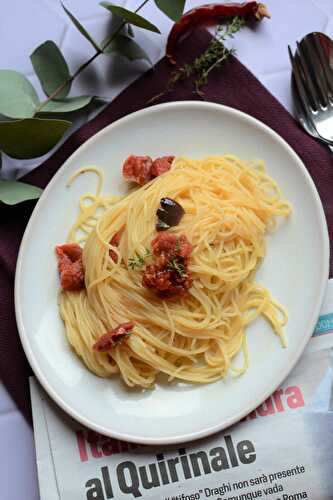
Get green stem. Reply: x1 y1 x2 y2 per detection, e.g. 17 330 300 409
203 51 230 78
36 0 151 113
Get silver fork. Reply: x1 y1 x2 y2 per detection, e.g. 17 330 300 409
291 72 333 153
288 32 333 145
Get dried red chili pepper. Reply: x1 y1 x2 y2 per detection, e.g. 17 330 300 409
166 2 271 64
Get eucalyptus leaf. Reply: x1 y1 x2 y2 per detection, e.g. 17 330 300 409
62 3 101 52
103 34 151 63
0 70 39 119
100 3 160 33
39 95 92 113
127 24 135 38
0 180 42 205
0 118 71 159
30 41 71 99
154 0 186 21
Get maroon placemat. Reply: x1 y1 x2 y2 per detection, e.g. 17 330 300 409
0 28 331 423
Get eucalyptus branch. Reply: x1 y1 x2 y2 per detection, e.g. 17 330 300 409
36 0 151 113
35 51 101 112
100 0 151 52
0 0 188 203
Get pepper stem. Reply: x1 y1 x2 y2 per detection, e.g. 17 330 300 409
256 3 271 20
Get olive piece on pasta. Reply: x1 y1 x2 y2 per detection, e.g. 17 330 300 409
156 197 184 231
156 220 170 231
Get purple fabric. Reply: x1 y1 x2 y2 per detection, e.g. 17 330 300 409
0 29 331 423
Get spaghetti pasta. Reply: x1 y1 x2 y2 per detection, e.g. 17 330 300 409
57 155 292 387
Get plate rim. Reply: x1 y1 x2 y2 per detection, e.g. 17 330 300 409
14 100 330 444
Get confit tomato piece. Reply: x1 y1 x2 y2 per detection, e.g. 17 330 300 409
122 155 153 186
151 233 192 262
142 233 193 299
151 156 174 177
55 243 85 291
122 155 174 185
109 228 124 263
93 322 135 352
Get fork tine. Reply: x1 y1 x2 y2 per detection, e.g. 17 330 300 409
291 78 309 129
292 76 319 136
313 34 333 99
288 45 314 116
295 41 321 110
288 46 319 133
301 34 329 107
292 77 318 137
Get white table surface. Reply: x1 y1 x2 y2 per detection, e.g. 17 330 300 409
1 1 332 498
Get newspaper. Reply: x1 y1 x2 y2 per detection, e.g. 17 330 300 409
30 280 333 500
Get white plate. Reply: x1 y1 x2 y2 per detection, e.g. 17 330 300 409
15 102 329 444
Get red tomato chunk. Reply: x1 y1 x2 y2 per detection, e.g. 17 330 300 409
93 322 135 352
151 156 174 178
143 233 193 299
122 155 174 186
151 233 192 262
122 155 153 185
109 229 123 263
55 243 85 291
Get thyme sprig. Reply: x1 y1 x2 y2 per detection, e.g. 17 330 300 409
192 16 245 94
167 257 187 278
128 249 152 269
149 16 245 102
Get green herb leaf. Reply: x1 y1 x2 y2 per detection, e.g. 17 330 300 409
0 118 71 159
39 95 93 113
103 34 151 63
167 257 187 278
0 70 39 119
128 249 152 269
0 180 42 205
154 0 186 21
62 3 101 51
30 41 71 99
100 3 160 33
152 16 245 102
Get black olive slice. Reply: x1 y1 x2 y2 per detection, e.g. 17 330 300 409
156 220 170 231
156 197 185 231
